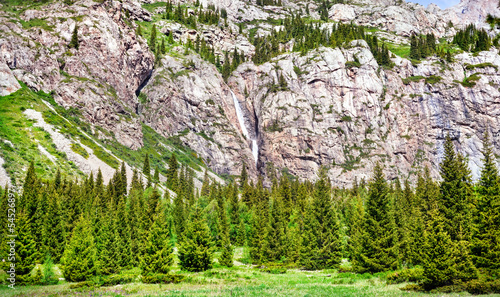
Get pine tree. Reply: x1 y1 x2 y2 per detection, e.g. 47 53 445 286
215 187 233 267
136 24 143 37
166 153 179 190
236 219 246 246
248 179 269 263
440 135 474 242
219 229 233 267
69 24 79 50
96 208 121 275
421 208 458 290
42 186 64 263
266 196 286 262
143 155 151 186
61 216 97 282
200 169 210 197
348 194 365 266
20 161 38 220
141 205 174 275
178 204 214 272
472 130 500 271
353 163 398 273
14 212 38 284
154 167 160 184
149 24 157 50
300 168 342 270
240 163 248 189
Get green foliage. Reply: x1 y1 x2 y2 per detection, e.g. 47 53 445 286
386 267 424 284
61 216 97 282
472 131 500 272
300 168 342 270
141 273 185 284
40 254 58 285
70 143 89 159
460 73 481 87
99 274 136 286
68 25 79 49
409 34 437 60
14 212 38 285
452 24 491 52
353 163 398 273
178 204 214 272
141 210 174 275
465 62 498 71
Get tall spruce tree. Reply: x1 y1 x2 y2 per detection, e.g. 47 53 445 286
42 186 64 263
166 153 179 190
353 163 398 273
15 211 38 284
61 216 97 282
266 196 287 262
143 155 151 187
178 204 214 272
439 135 475 242
472 130 500 271
421 208 458 290
141 205 174 275
300 168 342 270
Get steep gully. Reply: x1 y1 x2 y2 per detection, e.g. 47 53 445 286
231 90 259 166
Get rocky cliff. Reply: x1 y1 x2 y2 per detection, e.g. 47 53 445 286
1 0 500 186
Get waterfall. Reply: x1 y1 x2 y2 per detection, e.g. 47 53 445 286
231 91 258 164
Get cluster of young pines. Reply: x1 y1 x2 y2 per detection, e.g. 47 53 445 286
1 131 499 290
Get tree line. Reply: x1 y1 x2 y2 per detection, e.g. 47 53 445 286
0 133 499 290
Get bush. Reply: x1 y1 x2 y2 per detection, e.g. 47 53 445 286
400 284 424 291
69 281 94 289
386 267 424 284
41 255 58 285
465 279 500 295
141 273 184 284
100 274 136 286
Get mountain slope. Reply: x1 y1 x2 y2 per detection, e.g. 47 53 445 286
1 0 500 186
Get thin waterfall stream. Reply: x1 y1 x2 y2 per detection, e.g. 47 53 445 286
231 91 258 165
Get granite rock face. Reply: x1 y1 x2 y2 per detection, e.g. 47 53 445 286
230 42 500 184
2 0 500 185
0 0 154 149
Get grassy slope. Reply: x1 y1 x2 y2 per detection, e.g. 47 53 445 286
0 84 208 185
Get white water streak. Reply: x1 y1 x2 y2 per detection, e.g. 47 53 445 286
231 91 258 164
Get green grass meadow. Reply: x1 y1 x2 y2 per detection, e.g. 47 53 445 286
0 248 497 297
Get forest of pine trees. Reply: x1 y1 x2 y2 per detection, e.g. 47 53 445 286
0 133 499 291
251 14 392 67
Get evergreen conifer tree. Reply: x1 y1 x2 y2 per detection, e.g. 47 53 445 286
353 163 398 273
166 153 179 190
472 130 500 271
266 196 286 262
141 205 174 275
178 204 214 272
15 212 38 284
61 216 97 282
300 168 342 270
69 25 79 49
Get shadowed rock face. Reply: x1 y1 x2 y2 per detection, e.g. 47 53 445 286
1 0 500 185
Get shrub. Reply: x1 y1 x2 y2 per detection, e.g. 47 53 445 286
386 267 424 284
69 281 94 289
400 284 424 291
100 274 136 286
402 76 424 85
425 75 442 84
465 279 500 295
141 274 184 284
